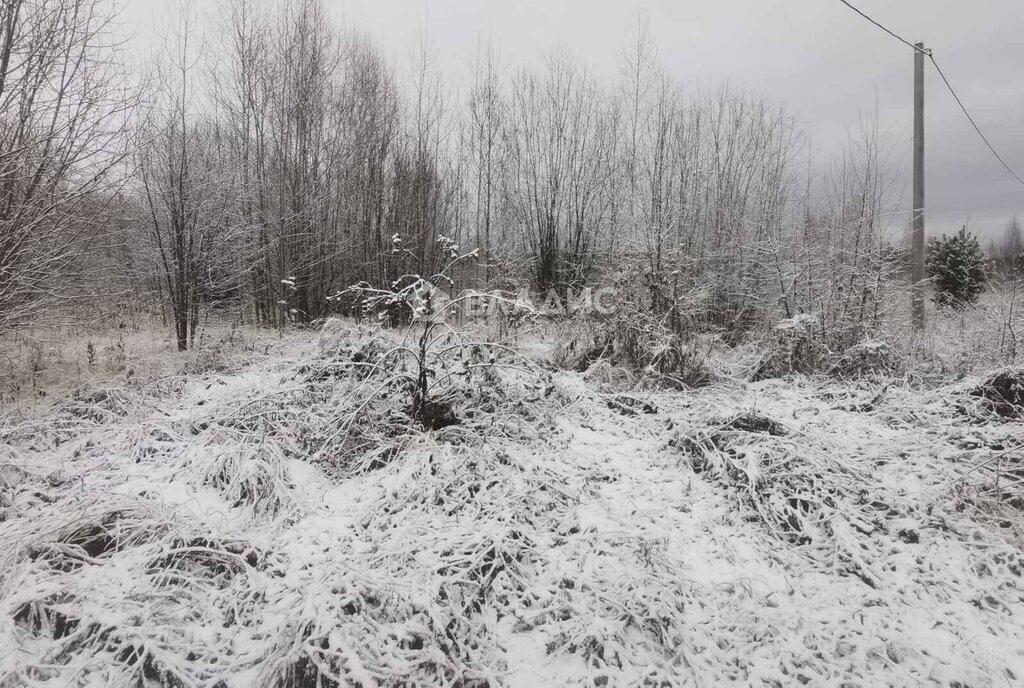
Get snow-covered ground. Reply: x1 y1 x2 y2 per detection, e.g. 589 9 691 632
1 324 1021 687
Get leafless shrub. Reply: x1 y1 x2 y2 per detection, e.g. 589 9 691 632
897 294 1021 380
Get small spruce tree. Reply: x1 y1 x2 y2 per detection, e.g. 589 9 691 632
926 230 985 307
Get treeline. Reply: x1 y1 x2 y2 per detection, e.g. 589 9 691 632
8 0 1009 352
988 218 1023 281
133 0 813 349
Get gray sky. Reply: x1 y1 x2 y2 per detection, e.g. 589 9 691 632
121 0 1024 241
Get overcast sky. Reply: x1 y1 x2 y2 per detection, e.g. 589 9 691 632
121 0 1024 241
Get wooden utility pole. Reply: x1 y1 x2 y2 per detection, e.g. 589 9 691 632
911 42 926 330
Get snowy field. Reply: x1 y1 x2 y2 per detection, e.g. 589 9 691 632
0 322 1022 687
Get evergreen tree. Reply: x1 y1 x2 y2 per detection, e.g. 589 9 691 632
926 230 985 307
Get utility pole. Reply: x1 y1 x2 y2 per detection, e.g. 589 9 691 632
911 42 926 330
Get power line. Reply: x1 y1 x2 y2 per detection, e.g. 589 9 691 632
837 0 1024 189
928 54 1024 188
836 0 929 55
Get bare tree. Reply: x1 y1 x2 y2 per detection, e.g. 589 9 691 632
136 0 232 350
0 0 134 333
503 51 614 292
618 15 658 257
782 108 903 344
212 0 276 324
211 0 419 324
334 33 400 294
990 217 1023 280
465 40 505 283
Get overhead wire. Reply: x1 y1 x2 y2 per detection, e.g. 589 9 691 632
837 0 1024 189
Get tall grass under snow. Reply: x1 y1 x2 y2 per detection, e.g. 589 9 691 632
0 320 1021 687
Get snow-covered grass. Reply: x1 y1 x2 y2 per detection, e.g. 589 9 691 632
0 315 306 415
0 321 1022 687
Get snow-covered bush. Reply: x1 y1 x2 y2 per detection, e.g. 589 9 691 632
554 309 711 389
553 259 712 389
971 366 1024 417
332 236 535 430
828 338 902 379
750 314 828 380
315 321 394 380
297 323 558 477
